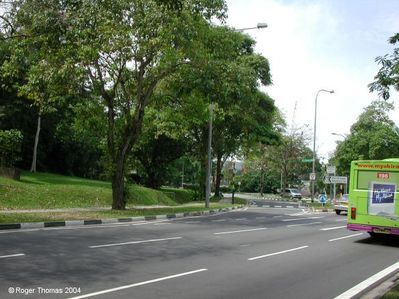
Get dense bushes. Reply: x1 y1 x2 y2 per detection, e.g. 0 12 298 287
0 129 23 167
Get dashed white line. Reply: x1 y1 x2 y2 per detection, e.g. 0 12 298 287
335 218 348 222
89 237 182 249
334 261 399 299
320 225 346 231
248 245 309 261
0 253 25 259
287 222 323 228
255 217 266 219
282 216 324 222
328 233 364 242
214 228 267 235
211 219 226 222
67 268 208 299
235 218 247 221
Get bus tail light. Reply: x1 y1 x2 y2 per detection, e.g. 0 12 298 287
351 207 356 220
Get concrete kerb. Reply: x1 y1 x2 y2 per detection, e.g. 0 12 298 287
0 205 244 231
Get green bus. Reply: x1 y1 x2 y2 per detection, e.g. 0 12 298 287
347 159 399 236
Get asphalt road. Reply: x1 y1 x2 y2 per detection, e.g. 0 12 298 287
1 202 399 299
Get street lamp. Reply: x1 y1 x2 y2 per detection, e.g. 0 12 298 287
236 23 268 32
205 23 268 208
311 89 334 202
331 132 345 139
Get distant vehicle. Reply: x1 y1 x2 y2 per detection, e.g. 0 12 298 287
334 194 348 215
347 159 399 237
282 188 302 200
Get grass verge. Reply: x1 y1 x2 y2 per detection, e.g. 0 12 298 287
0 172 197 209
382 283 399 299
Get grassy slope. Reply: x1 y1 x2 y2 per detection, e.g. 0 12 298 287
0 172 195 210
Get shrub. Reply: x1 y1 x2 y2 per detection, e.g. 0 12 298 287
0 129 23 168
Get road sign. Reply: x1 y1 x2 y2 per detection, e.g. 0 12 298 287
302 158 314 163
324 175 331 184
330 176 348 184
327 166 336 175
310 173 316 181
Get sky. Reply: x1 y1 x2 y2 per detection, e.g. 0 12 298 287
225 0 399 162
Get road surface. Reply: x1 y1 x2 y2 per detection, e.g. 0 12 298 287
1 202 398 299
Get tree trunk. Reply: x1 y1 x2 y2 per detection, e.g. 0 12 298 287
259 169 265 196
111 157 127 210
30 113 41 173
214 154 223 197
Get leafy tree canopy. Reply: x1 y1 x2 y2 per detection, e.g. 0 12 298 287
369 33 399 100
332 100 399 175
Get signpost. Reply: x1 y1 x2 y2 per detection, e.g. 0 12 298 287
302 158 314 163
324 175 348 200
310 172 316 181
327 166 336 175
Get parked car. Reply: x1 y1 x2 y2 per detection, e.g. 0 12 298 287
334 193 348 215
282 188 302 200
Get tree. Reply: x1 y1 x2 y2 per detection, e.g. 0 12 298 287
5 0 227 209
332 100 399 175
1 1 83 173
164 26 276 199
369 33 399 100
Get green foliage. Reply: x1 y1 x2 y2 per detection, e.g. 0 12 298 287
0 129 23 167
369 33 399 100
332 100 399 175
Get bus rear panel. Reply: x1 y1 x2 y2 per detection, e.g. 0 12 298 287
347 159 399 236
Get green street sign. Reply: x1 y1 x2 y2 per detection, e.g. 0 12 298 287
302 158 314 163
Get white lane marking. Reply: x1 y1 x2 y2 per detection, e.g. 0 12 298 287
68 268 208 299
334 261 399 299
335 218 348 222
89 237 182 249
0 253 25 259
183 221 200 224
320 225 347 231
248 245 309 261
287 222 323 228
255 217 266 219
214 228 267 235
273 215 283 218
211 219 226 222
275 205 282 208
153 223 171 226
282 216 324 222
235 218 247 221
329 233 364 242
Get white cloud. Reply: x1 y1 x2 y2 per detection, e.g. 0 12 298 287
226 0 399 162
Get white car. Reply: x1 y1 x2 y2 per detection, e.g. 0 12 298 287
282 188 302 200
334 194 349 215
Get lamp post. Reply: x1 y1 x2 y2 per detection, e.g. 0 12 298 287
311 89 334 202
236 23 268 32
205 23 268 208
331 132 345 139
